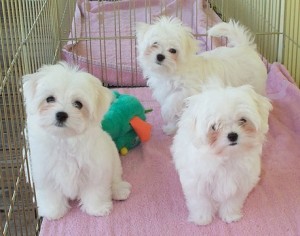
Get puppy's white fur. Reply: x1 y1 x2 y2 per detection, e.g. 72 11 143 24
136 17 267 135
171 85 272 225
23 62 131 220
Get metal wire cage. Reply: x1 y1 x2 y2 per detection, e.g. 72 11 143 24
0 0 299 235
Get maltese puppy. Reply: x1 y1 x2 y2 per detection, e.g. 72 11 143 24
23 62 131 220
171 84 272 225
136 17 267 135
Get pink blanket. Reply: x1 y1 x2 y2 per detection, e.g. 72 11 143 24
40 63 300 236
62 0 221 86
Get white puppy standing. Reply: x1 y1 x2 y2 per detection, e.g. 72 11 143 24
136 17 267 135
23 62 131 220
171 85 272 225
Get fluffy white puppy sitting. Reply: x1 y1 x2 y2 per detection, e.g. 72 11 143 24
136 16 267 135
23 62 131 220
171 84 272 225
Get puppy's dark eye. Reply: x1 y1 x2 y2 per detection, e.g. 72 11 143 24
239 118 247 125
211 124 216 131
46 96 55 103
73 101 83 109
152 42 158 48
169 48 177 54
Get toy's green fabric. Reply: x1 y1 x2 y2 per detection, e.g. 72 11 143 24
101 91 148 152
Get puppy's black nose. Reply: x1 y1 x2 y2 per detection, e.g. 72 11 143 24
56 111 68 122
156 54 165 62
227 132 238 142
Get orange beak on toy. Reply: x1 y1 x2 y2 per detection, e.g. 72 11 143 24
129 116 152 142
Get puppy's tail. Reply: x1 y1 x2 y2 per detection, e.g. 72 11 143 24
207 19 256 49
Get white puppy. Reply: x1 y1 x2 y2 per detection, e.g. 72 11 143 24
23 62 131 220
136 17 267 135
171 85 272 225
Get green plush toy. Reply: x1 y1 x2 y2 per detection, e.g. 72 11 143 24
101 91 152 155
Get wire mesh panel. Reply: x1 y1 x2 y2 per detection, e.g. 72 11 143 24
0 0 75 235
283 0 300 86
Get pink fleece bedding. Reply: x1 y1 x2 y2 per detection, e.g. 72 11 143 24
40 63 300 236
62 0 222 86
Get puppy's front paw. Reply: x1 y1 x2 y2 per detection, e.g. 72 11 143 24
219 207 243 223
81 201 113 217
36 191 69 220
112 181 131 200
39 203 69 220
188 212 213 226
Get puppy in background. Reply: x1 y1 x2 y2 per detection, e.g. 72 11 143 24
23 62 131 220
136 16 267 135
171 84 272 225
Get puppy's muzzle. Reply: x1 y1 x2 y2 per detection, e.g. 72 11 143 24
227 132 238 145
156 54 165 64
56 111 68 127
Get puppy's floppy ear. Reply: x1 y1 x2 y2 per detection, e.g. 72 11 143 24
183 30 199 55
135 22 150 43
182 95 207 148
241 85 273 133
22 64 53 102
22 71 43 108
255 93 272 134
87 75 114 122
96 85 113 120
